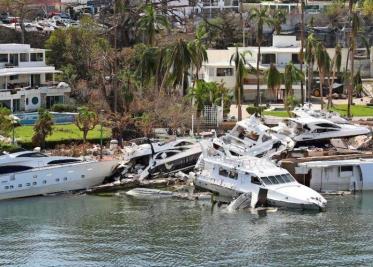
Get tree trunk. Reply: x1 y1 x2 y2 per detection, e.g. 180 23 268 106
238 84 242 121
319 71 324 110
256 44 261 107
83 130 88 143
300 0 305 105
328 66 336 109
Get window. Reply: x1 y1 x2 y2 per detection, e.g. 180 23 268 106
216 68 233 77
48 159 81 165
81 175 85 179
45 73 53 82
43 180 47 184
30 53 43 62
20 53 29 62
9 185 13 189
292 54 300 64
341 166 353 172
4 186 9 190
251 176 262 185
219 168 229 177
9 75 18 81
0 54 8 63
26 98 29 105
261 54 276 64
63 177 67 181
31 97 39 105
0 165 33 175
261 177 272 185
269 176 279 184
275 175 285 183
32 182 37 185
18 184 22 188
17 152 47 158
56 178 60 182
315 123 340 129
26 183 31 186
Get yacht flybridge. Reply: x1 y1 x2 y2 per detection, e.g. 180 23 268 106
273 117 370 145
0 151 118 200
193 146 327 211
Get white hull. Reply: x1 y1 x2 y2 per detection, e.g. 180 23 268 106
0 160 118 200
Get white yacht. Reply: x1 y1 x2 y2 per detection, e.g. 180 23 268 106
220 115 294 158
193 149 327 211
0 151 119 200
293 104 349 124
121 138 202 179
273 117 370 145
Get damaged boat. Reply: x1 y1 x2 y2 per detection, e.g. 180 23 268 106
0 150 119 200
218 115 294 158
272 117 370 146
293 104 349 124
121 138 202 180
193 144 327 211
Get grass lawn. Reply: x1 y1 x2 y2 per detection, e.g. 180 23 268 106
262 110 290 117
262 105 373 118
330 104 373 117
15 124 111 143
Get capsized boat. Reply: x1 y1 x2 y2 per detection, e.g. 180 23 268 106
0 150 119 200
193 143 327 211
121 138 202 180
272 117 370 145
293 104 349 124
220 115 294 158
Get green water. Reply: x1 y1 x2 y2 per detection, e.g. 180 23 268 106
1 192 373 267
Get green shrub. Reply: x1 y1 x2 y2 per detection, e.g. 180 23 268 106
51 104 78 113
0 142 20 153
246 105 266 116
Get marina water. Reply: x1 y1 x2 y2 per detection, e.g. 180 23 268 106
1 192 373 266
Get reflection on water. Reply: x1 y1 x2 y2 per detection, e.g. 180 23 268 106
1 192 373 266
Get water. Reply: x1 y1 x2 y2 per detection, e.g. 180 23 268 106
1 192 373 267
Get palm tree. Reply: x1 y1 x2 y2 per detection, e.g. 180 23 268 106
347 12 359 117
162 38 193 94
32 109 54 149
137 4 170 46
265 63 282 102
315 42 330 110
272 10 286 35
189 26 208 86
305 33 318 102
230 47 252 121
135 45 159 90
327 44 342 109
250 7 273 106
283 63 304 113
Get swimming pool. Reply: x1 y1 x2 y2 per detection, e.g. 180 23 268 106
15 112 77 125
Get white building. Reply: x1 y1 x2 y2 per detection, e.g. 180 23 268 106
202 35 373 102
202 35 304 102
0 44 71 112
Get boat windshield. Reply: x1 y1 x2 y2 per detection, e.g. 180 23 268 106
260 174 296 185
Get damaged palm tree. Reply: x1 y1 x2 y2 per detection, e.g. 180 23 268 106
327 44 342 109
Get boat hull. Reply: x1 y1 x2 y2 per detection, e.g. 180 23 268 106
0 160 118 200
194 176 325 211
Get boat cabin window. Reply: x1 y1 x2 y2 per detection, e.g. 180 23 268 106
0 165 33 175
315 123 340 129
219 168 238 180
175 141 193 147
261 174 295 185
262 134 272 142
312 128 338 133
16 152 47 158
251 176 262 185
47 159 81 165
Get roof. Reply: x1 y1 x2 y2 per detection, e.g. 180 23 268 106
0 66 60 77
299 158 373 168
0 44 45 53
